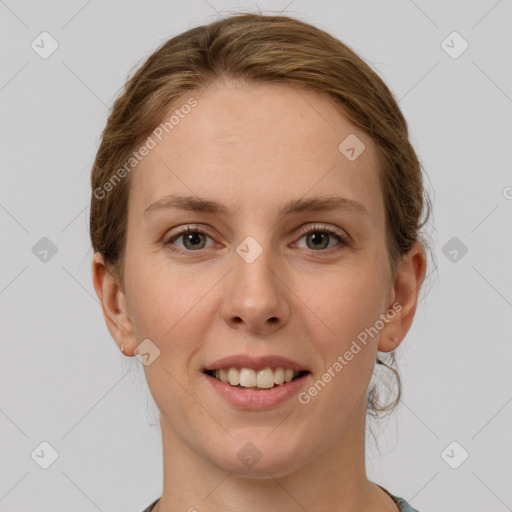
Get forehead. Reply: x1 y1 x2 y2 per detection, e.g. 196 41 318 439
128 81 383 221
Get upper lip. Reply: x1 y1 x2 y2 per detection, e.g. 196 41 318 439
205 354 310 372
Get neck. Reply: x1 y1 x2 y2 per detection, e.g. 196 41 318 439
153 400 398 512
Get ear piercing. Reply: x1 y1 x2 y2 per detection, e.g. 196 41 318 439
121 344 125 353
393 337 398 342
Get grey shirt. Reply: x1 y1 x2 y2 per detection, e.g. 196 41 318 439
142 486 420 511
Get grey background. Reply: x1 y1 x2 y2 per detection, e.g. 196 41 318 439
1 0 511 511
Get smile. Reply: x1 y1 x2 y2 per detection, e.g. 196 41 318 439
203 368 311 410
204 367 309 390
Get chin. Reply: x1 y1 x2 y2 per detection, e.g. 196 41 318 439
207 433 311 479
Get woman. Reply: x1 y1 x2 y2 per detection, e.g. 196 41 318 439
90 13 429 512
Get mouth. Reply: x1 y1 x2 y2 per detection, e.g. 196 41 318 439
203 367 310 391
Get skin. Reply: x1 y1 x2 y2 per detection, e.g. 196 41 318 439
92 80 426 512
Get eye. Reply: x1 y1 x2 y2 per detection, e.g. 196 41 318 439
164 225 215 253
164 223 350 255
293 223 349 252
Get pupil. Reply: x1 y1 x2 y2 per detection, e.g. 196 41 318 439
309 232 327 249
185 232 204 249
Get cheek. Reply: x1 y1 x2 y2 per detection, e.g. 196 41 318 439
294 263 388 402
124 250 220 354
296 263 389 342
125 244 176 324
125 267 170 337
294 270 385 415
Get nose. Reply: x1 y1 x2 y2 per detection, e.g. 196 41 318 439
221 238 291 335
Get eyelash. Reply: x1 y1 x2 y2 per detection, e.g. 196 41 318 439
164 223 350 255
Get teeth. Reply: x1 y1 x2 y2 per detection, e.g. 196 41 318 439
257 368 275 388
209 367 304 389
240 368 257 387
274 367 284 385
228 367 240 386
284 368 294 383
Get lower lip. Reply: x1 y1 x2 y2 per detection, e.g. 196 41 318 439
204 372 310 410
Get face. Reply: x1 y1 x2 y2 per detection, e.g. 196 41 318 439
117 81 400 477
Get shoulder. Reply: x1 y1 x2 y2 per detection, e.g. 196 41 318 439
393 494 421 512
377 485 421 512
141 498 160 512
140 493 422 512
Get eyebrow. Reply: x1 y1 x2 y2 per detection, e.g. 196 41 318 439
144 193 369 217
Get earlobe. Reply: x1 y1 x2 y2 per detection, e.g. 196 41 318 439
91 252 136 355
378 241 427 353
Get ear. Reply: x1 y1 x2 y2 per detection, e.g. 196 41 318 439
91 252 137 355
378 241 427 353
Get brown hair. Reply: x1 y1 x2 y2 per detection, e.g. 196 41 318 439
89 12 431 421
